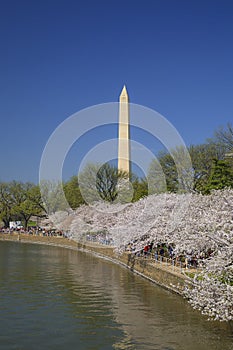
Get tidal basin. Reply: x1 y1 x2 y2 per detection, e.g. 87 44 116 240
0 241 232 350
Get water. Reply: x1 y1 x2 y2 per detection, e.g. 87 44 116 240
0 241 232 350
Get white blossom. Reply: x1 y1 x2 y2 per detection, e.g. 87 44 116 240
48 188 233 321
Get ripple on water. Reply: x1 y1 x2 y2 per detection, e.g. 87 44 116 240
0 241 232 350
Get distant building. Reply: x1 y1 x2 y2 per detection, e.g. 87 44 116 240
118 85 131 175
9 221 23 229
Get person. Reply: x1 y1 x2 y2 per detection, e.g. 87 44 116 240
149 242 153 252
159 247 164 256
168 245 173 258
185 255 191 269
143 244 149 257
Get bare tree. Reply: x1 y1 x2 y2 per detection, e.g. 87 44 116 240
214 122 233 152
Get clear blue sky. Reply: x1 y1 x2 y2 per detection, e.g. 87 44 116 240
1 0 233 183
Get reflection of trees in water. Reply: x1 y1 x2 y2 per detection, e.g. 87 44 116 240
2 242 232 349
59 248 232 350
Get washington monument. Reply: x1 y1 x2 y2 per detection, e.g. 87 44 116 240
118 85 131 175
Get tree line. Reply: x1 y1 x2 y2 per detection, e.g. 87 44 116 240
1 123 233 229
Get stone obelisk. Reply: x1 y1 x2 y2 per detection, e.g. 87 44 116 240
118 85 130 175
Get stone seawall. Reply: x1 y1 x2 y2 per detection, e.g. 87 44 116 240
0 233 188 295
77 241 188 295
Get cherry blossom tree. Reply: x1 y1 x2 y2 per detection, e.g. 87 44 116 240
47 189 233 321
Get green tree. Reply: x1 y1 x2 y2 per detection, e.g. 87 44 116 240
0 181 44 229
132 176 148 201
148 151 178 193
10 182 44 229
147 145 194 193
0 182 14 227
13 198 42 229
189 143 222 192
63 176 85 209
148 143 224 194
204 159 233 193
27 185 46 213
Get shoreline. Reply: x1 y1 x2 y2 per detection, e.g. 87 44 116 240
1 233 233 331
0 233 187 296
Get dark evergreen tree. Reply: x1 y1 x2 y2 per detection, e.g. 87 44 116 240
204 159 233 193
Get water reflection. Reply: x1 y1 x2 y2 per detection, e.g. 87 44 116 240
0 241 232 350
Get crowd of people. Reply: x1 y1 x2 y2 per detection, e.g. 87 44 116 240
0 227 203 271
0 226 70 238
126 241 202 271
